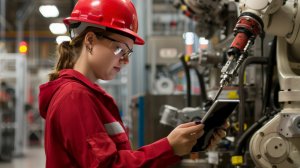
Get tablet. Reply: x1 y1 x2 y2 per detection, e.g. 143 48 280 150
191 99 239 152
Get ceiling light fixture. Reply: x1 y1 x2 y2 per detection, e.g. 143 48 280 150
56 36 71 44
49 23 67 35
39 5 59 18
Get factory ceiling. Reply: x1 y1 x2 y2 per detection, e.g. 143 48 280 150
2 0 75 39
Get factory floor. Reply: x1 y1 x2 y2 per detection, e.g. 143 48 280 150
0 147 45 168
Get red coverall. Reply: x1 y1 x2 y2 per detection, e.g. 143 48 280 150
39 69 181 168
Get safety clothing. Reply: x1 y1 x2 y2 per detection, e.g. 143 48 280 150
39 69 181 168
64 0 145 45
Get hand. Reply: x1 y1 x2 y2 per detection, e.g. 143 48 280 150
207 121 230 150
167 122 205 156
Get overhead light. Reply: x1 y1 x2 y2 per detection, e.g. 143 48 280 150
56 36 71 44
39 5 59 18
49 23 67 35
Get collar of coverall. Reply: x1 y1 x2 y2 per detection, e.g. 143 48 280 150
58 69 114 99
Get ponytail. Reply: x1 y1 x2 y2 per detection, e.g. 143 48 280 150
48 33 85 81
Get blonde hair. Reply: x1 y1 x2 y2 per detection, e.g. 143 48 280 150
48 27 106 81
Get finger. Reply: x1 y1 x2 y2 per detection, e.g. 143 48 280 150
207 135 220 150
182 124 205 134
196 130 205 139
192 139 198 146
190 130 205 139
207 141 215 150
212 133 221 144
207 142 216 150
178 121 201 128
216 129 227 138
207 142 213 150
222 120 230 129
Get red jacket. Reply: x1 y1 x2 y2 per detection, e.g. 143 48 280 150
39 69 181 168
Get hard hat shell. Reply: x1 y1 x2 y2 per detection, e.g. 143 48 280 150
64 0 144 45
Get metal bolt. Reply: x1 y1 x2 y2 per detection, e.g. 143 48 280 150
257 154 261 159
259 132 264 137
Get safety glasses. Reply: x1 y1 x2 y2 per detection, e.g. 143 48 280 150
94 32 133 60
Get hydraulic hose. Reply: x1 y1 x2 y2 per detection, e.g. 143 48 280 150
238 56 268 137
193 67 208 104
180 55 192 107
262 37 277 115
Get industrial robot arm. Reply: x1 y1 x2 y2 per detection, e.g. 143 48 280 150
223 0 300 167
214 0 268 101
220 0 297 93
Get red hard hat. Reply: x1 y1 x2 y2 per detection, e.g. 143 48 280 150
64 0 145 45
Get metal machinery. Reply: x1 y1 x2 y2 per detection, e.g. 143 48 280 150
159 0 300 167
238 0 300 167
130 95 204 149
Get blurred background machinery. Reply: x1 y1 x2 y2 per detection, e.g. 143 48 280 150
156 0 300 167
0 0 299 168
0 54 27 161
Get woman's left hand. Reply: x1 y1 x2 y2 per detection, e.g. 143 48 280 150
207 121 230 150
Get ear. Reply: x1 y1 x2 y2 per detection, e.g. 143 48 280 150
84 32 95 46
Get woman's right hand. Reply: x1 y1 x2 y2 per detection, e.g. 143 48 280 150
167 122 205 156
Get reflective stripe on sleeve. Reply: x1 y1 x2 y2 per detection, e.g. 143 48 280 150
104 122 125 136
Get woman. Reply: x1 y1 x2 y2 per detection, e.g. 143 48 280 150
39 0 227 167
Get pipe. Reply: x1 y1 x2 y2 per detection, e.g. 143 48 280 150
193 67 208 104
180 55 192 107
262 37 277 114
238 56 268 137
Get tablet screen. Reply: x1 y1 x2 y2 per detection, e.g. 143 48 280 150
201 99 239 124
191 99 239 152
